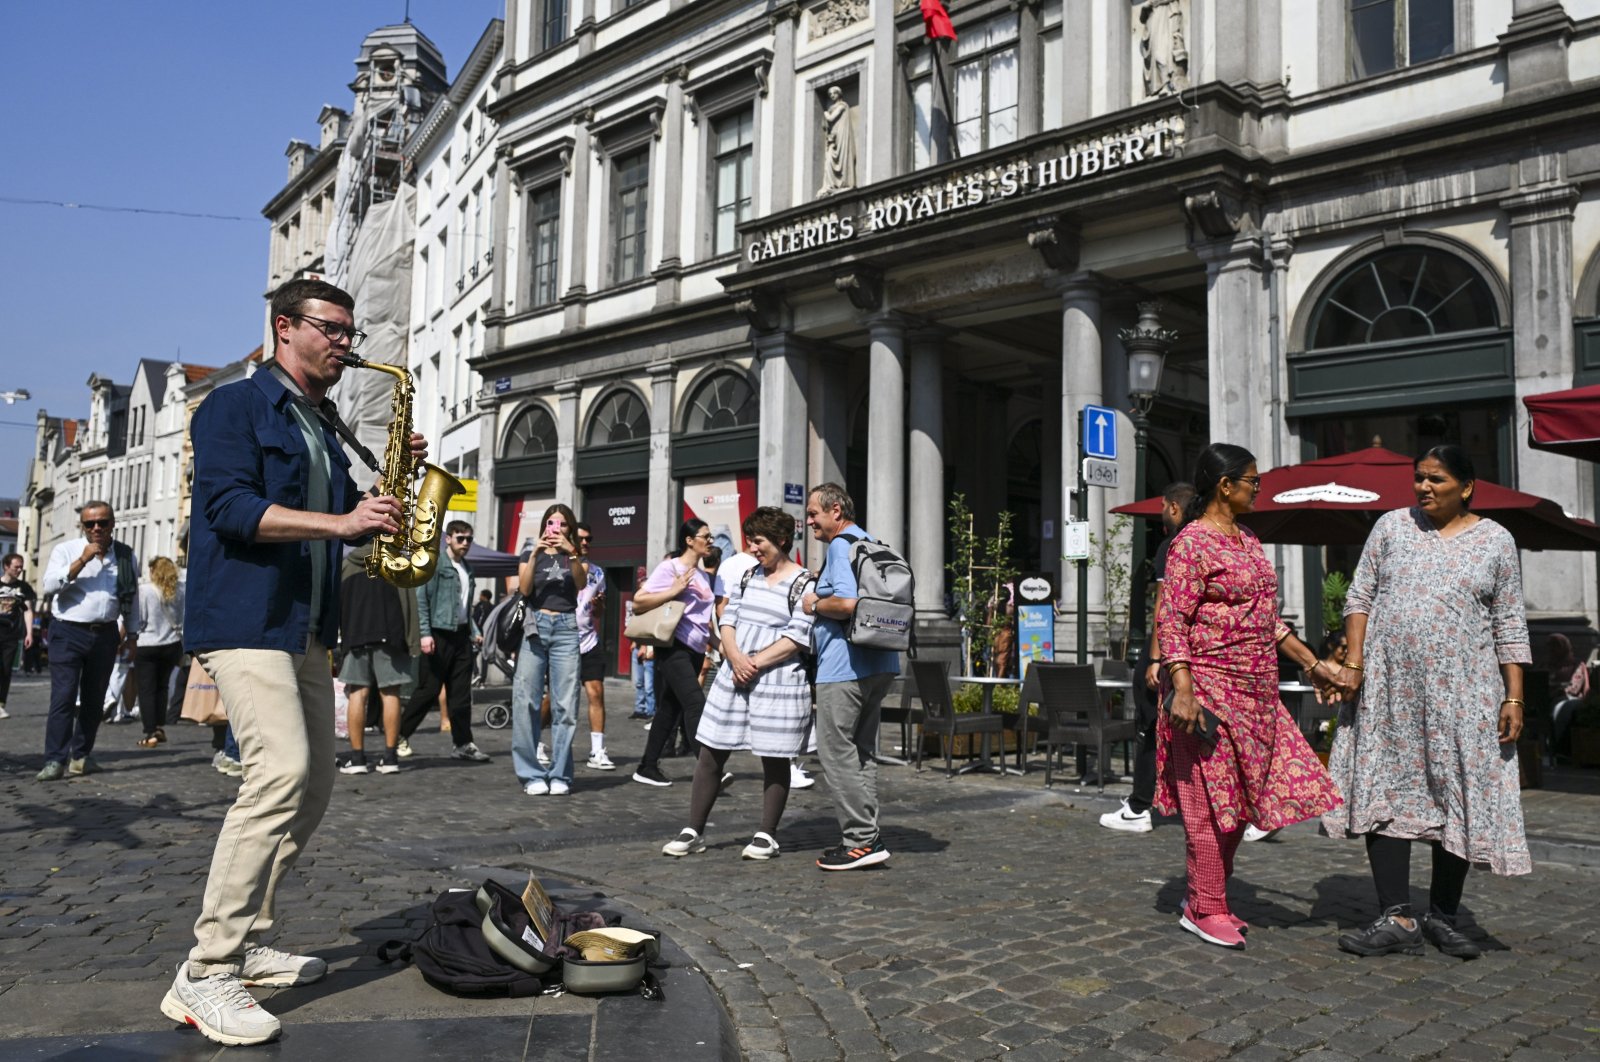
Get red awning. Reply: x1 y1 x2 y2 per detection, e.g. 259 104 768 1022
1111 446 1600 551
1524 384 1600 464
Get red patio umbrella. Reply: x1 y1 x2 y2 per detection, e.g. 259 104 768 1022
1524 384 1600 464
1111 446 1600 551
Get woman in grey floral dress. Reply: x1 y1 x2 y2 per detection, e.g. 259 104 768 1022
1323 445 1530 961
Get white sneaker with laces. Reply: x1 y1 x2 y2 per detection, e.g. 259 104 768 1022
586 749 616 770
741 832 780 860
240 944 328 987
1242 824 1280 842
1099 798 1153 834
161 964 282 1046
537 743 551 767
451 742 492 762
524 779 549 795
396 738 414 758
662 828 706 857
548 779 570 795
789 764 815 790
0 704 9 719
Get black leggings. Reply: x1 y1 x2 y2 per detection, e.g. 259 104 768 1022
136 642 184 736
688 748 791 837
641 641 705 771
1365 833 1471 919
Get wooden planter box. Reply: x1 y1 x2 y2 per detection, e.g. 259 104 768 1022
1572 726 1600 768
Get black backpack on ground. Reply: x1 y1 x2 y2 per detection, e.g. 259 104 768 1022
381 889 546 998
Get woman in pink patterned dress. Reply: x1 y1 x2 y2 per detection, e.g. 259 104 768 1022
1157 443 1342 950
1323 445 1529 961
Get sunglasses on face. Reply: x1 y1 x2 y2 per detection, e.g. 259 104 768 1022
453 534 473 542
83 519 113 529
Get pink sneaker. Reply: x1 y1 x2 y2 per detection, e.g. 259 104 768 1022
1181 898 1248 934
1180 910 1246 949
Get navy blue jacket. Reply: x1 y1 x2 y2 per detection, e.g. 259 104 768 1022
185 369 361 653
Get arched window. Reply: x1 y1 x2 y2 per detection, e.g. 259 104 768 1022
502 403 556 458
683 372 756 432
1307 248 1498 350
586 389 649 446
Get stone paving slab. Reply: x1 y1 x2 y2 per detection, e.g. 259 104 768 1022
1 673 1598 1060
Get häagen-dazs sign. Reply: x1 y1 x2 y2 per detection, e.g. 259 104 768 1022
746 114 1184 264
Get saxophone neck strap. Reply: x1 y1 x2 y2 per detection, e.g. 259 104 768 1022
268 361 384 476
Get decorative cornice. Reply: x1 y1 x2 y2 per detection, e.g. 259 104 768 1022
732 288 785 332
1025 215 1080 273
833 265 883 312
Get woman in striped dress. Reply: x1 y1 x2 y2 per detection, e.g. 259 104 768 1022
662 507 816 861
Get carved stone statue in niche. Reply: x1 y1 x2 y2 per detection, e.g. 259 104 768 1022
1138 0 1189 98
817 85 857 197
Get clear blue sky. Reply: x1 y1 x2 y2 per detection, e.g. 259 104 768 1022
0 1 500 500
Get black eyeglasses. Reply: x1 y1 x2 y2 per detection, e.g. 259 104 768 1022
453 534 474 542
576 536 592 544
82 518 113 529
1233 475 1263 489
292 313 367 349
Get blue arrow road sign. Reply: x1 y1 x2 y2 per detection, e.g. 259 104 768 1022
1081 404 1117 460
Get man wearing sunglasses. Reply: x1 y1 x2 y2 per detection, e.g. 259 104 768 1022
37 502 140 781
162 278 427 1047
397 519 491 763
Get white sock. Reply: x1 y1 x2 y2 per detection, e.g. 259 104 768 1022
590 732 605 756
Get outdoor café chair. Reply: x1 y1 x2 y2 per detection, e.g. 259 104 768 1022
910 660 1005 778
1033 662 1138 793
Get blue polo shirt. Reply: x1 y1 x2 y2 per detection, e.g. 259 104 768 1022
185 369 361 654
813 527 900 684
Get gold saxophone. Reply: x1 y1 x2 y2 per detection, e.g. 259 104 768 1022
337 355 465 588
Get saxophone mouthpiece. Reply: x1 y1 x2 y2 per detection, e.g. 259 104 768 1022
335 355 367 368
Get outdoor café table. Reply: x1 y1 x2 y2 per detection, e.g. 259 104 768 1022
1011 669 1133 778
954 675 1024 776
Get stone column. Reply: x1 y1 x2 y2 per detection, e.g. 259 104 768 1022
1506 175 1591 617
1213 0 1280 89
867 313 907 551
755 332 810 526
562 121 593 331
1048 273 1107 621
1500 0 1575 101
1061 0 1094 124
477 399 500 546
767 5 799 213
867 0 896 185
653 69 686 307
1016 0 1042 139
907 328 946 615
807 345 847 494
648 365 676 560
554 380 580 506
1196 236 1274 463
484 149 512 356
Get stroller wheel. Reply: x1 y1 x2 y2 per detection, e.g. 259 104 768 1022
484 703 511 730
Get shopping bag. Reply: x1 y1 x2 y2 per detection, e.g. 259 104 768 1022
180 659 226 725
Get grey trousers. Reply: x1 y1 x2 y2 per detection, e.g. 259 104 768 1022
815 672 894 847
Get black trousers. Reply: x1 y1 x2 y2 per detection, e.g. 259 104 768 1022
641 640 705 771
1366 833 1471 919
0 628 19 703
135 641 183 736
1127 673 1160 813
45 619 118 764
400 625 475 745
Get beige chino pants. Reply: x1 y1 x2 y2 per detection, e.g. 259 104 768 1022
187 640 335 977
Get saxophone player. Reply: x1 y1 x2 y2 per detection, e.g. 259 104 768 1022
162 278 428 1047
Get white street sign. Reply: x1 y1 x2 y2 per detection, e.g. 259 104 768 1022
1083 458 1119 488
1062 521 1091 560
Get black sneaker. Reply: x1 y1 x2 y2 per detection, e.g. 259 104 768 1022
1420 912 1481 960
1337 906 1423 957
632 765 672 787
375 754 401 775
338 754 369 775
817 840 891 871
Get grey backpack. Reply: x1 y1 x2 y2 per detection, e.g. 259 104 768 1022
831 532 916 653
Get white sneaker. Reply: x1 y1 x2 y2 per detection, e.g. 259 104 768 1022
218 755 243 777
586 749 616 770
0 704 9 719
548 779 570 795
239 944 328 987
789 764 815 789
741 832 780 860
537 743 551 767
160 964 281 1046
1099 799 1153 834
524 780 549 796
1242 824 1280 842
396 738 414 758
662 828 706 857
451 742 492 763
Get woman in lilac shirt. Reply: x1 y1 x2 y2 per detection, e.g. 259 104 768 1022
631 519 717 787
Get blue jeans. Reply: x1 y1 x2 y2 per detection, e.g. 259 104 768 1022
633 653 655 717
512 612 580 785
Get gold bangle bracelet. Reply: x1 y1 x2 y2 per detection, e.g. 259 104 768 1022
1345 662 1364 672
1501 698 1525 707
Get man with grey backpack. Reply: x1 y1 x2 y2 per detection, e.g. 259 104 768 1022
801 482 912 871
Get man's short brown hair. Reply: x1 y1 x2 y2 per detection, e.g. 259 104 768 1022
269 279 355 348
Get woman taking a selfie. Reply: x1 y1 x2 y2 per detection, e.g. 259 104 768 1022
1323 445 1530 960
1156 442 1341 950
631 519 717 788
512 504 587 796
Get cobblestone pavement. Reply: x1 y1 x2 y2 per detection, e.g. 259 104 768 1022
2 673 1598 1060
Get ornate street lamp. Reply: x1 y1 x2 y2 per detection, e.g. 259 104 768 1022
1118 301 1176 659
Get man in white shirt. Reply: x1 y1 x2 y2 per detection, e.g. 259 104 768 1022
38 501 140 780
